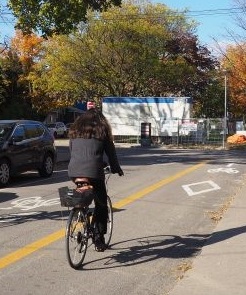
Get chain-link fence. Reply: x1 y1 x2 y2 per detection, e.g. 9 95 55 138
111 118 237 148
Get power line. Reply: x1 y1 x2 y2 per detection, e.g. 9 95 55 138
0 5 245 16
90 7 245 22
186 8 245 17
0 6 245 25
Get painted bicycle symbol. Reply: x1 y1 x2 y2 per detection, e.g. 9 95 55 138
207 167 239 174
0 196 60 211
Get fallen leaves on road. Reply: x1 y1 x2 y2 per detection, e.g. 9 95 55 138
207 195 235 223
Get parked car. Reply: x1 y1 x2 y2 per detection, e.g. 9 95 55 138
46 122 67 138
65 123 74 134
0 120 57 187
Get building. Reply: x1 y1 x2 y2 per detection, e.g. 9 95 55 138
44 106 85 124
102 96 192 137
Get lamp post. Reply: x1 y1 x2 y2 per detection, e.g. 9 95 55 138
223 71 227 149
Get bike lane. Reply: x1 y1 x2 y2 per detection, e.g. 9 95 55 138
0 161 207 269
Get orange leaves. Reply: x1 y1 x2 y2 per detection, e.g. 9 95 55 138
222 43 246 115
11 30 44 70
227 134 246 144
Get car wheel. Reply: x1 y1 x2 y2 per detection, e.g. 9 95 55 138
0 159 11 187
38 153 54 177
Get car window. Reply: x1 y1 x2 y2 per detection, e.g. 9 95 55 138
0 123 13 141
12 125 26 142
36 124 45 136
25 124 44 139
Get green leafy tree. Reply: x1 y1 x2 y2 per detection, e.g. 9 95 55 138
29 2 219 114
0 43 44 119
0 49 29 118
7 0 122 37
192 72 225 118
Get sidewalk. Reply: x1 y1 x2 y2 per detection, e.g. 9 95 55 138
169 182 246 295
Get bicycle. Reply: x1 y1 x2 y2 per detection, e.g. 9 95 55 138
59 166 113 269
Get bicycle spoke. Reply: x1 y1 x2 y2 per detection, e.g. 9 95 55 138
66 209 88 269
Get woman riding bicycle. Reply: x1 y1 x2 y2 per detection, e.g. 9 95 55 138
68 108 124 252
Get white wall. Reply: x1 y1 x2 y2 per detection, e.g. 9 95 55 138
102 97 192 136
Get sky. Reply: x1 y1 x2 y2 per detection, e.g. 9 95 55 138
157 0 242 48
0 0 243 49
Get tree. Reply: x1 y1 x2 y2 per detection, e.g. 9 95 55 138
7 0 122 37
11 31 43 72
0 32 45 119
192 72 225 118
29 2 218 113
0 61 7 106
232 0 246 40
212 0 246 119
222 43 246 118
0 49 33 119
10 30 44 94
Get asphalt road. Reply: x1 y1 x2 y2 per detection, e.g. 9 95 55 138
0 146 246 295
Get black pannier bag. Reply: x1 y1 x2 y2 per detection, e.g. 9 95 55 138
58 186 94 207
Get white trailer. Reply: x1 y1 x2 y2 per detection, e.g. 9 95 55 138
102 96 192 136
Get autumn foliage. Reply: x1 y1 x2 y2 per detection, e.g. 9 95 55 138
227 134 246 144
11 30 44 74
222 43 246 117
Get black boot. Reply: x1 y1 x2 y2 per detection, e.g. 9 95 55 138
94 234 106 252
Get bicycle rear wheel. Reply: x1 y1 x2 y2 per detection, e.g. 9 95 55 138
104 195 113 247
66 208 88 269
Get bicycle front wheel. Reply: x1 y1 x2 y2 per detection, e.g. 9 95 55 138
66 208 88 269
104 195 113 247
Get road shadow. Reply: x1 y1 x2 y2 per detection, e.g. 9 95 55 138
203 225 246 245
2 168 70 189
0 209 69 228
81 225 246 270
81 233 208 270
0 204 124 228
0 192 18 203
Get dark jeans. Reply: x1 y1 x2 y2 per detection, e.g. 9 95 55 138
90 178 108 235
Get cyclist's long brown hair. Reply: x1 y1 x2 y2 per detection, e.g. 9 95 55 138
68 108 113 141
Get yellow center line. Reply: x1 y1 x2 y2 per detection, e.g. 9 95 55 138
0 229 65 269
0 161 207 269
113 161 207 209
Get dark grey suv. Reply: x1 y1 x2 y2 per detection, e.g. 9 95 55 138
0 120 57 187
